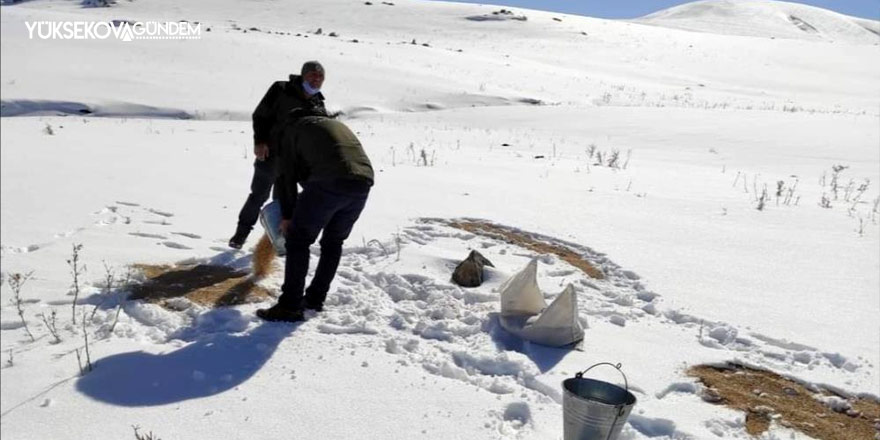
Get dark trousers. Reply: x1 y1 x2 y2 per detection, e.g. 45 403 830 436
279 180 370 309
236 158 280 234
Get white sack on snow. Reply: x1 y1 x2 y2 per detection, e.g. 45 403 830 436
498 260 585 347
499 258 545 316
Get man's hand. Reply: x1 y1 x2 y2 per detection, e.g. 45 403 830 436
254 143 269 161
280 219 291 237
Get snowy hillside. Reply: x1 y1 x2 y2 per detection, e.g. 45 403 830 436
1 0 879 439
635 0 880 44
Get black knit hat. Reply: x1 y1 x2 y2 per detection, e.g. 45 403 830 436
301 61 325 75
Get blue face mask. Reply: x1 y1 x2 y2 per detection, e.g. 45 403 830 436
302 80 321 96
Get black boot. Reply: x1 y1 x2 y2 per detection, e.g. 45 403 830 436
228 226 250 249
302 297 324 312
256 303 304 322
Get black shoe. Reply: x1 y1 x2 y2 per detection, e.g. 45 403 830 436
256 304 304 322
302 297 324 312
228 228 249 249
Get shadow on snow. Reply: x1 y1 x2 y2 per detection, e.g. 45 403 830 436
76 309 296 406
484 313 570 374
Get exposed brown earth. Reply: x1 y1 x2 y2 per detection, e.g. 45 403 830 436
130 263 273 308
688 363 880 439
446 220 605 279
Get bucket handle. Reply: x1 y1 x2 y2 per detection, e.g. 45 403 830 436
575 362 629 393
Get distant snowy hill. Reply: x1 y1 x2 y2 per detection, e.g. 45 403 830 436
635 0 880 44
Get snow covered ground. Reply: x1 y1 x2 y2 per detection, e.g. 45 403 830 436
1 0 878 439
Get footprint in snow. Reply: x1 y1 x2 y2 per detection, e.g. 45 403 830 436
95 216 118 226
129 232 168 239
162 241 192 250
11 244 42 254
53 228 85 239
147 208 174 218
0 321 26 331
627 415 677 438
94 206 118 215
172 232 202 239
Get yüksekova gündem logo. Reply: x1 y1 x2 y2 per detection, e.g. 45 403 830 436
26 20 201 41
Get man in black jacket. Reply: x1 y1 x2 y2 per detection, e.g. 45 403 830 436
228 61 327 249
257 114 374 322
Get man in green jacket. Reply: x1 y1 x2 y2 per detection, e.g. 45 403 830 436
229 61 327 249
257 113 374 322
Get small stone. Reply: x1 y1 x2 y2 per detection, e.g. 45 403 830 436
701 388 723 403
753 405 774 415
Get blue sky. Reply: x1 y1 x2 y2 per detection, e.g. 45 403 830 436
427 0 880 20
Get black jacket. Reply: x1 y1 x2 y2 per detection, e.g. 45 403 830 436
252 75 326 155
279 117 374 219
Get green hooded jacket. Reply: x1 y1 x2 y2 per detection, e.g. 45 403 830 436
279 116 374 218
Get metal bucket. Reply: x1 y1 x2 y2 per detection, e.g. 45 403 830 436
562 363 637 440
259 200 286 256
